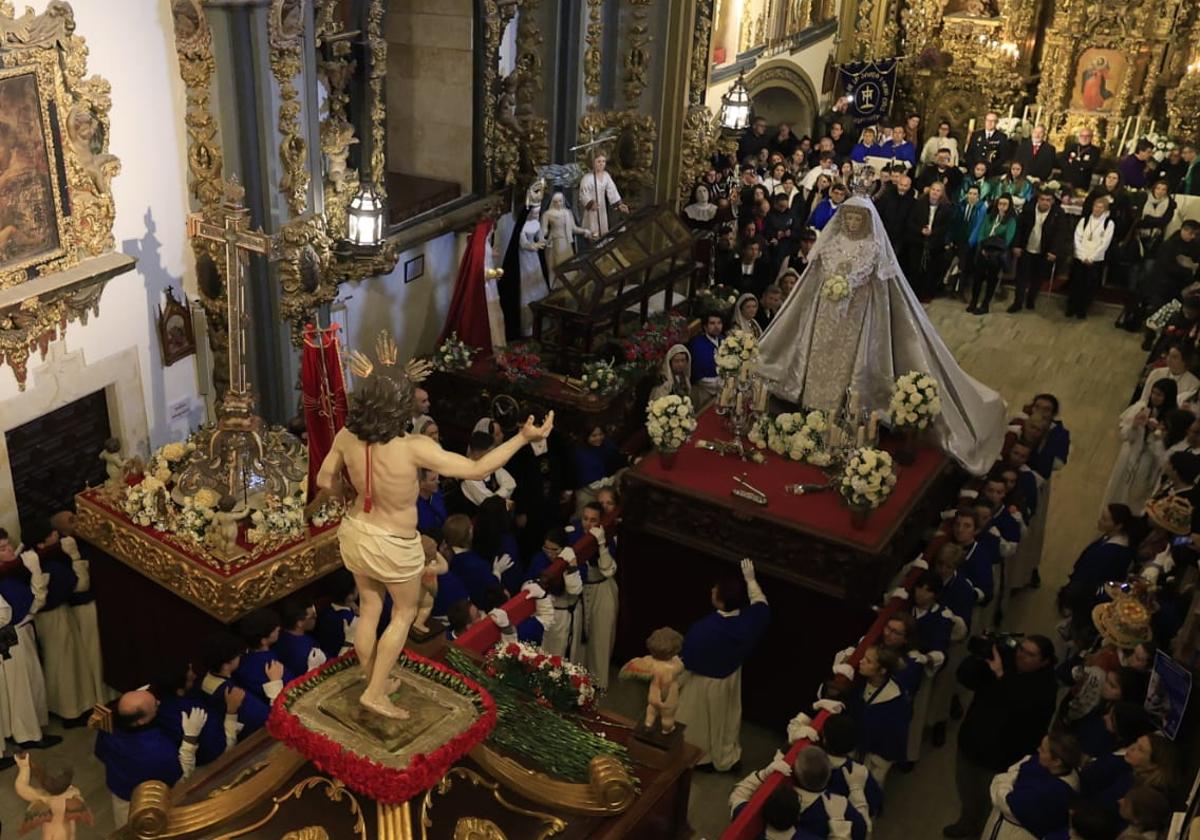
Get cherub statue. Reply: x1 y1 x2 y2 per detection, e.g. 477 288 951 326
322 118 358 193
412 534 449 635
98 438 125 488
317 330 554 720
209 495 249 554
13 752 93 838
620 627 685 735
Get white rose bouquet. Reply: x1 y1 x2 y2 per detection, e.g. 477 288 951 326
579 359 619 394
147 439 197 485
310 496 346 528
697 283 739 310
433 332 475 371
752 410 832 466
173 495 214 542
123 476 172 530
245 493 306 545
889 371 942 430
838 447 898 510
715 329 759 376
646 394 697 451
821 273 851 303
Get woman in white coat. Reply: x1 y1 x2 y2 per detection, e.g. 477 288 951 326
1137 342 1200 405
517 207 548 336
540 191 593 280
1103 377 1178 513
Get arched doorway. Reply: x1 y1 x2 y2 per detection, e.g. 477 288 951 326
746 61 819 140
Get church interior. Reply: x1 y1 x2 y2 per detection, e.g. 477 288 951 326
1 0 1200 837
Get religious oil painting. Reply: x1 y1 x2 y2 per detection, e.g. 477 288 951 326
1070 48 1128 113
0 68 66 284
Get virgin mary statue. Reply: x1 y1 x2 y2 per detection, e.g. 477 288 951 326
757 197 1006 475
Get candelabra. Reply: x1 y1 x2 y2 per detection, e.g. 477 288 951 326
706 367 770 460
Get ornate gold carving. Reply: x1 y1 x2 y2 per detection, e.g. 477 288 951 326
1167 72 1200 141
577 110 658 200
688 0 715 107
316 0 358 242
269 0 310 216
584 0 603 100
365 0 388 188
283 829 331 840
0 2 132 388
484 0 549 188
215 775 367 840
128 742 312 837
624 0 652 105
468 746 634 818
74 492 343 623
421 766 568 839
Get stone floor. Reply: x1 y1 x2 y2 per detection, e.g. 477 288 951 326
0 293 1145 839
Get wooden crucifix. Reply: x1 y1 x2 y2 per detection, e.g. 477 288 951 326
186 177 282 401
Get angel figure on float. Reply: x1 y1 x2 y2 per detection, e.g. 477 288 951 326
621 627 686 735
317 331 554 719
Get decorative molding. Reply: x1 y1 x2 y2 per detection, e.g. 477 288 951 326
316 0 358 242
268 0 310 216
483 0 550 188
577 110 658 199
687 0 715 106
365 0 387 188
624 0 652 105
0 1 129 387
584 0 603 100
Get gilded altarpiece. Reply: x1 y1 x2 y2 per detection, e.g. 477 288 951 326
1033 0 1186 146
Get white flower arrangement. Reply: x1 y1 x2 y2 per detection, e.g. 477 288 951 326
147 439 197 485
433 332 475 371
697 284 739 309
646 394 697 451
889 371 942 430
1124 131 1177 162
749 410 832 466
579 359 619 394
996 117 1030 141
123 476 172 530
310 496 346 528
821 273 851 303
174 496 214 543
839 447 898 510
245 493 306 544
715 329 759 376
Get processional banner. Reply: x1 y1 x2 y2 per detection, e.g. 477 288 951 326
838 59 898 126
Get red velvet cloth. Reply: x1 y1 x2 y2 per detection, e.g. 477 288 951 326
301 324 348 502
438 218 494 350
637 410 947 553
721 563 927 840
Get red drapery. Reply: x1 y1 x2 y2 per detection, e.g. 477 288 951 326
438 218 493 350
300 323 348 502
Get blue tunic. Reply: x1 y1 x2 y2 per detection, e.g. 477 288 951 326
827 757 885 817
809 199 839 231
233 649 296 707
417 491 447 535
95 724 183 800
688 334 719 382
314 603 355 659
526 550 553 581
449 548 500 608
1068 538 1134 592
201 674 273 735
878 139 916 167
991 508 1023 544
273 631 322 677
1001 758 1077 838
797 792 869 840
572 440 623 488
960 539 996 605
938 573 977 630
848 678 912 763
431 569 470 617
41 555 78 612
913 605 954 656
681 603 771 679
1016 468 1040 520
157 691 227 765
850 142 878 164
0 574 33 626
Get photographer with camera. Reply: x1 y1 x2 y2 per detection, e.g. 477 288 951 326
943 633 1058 839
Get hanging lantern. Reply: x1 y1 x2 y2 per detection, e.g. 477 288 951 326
347 182 385 248
719 71 753 131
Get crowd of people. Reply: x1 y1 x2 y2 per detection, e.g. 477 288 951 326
683 111 1199 325
720 383 1199 840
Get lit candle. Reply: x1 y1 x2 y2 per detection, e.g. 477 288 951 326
753 381 769 412
1034 105 1042 128
1021 105 1029 122
1007 104 1014 118
967 118 976 139
867 410 879 442
1117 117 1130 156
1149 119 1156 135
719 377 736 407
1132 115 1143 145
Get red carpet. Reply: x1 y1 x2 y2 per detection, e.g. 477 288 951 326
636 409 949 554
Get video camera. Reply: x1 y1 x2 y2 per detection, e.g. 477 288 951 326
967 629 1024 659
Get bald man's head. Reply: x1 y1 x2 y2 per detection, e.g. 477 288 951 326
115 689 159 728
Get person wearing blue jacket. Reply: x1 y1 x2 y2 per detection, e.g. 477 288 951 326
198 630 277 736
155 661 241 766
845 645 913 786
981 734 1082 840
273 597 327 677
676 558 771 772
233 608 295 709
314 568 358 659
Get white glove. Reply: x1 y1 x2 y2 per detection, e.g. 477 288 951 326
523 582 546 600
342 615 358 641
832 663 855 680
558 546 577 565
588 526 606 545
813 699 845 715
824 792 848 820
60 536 80 560
909 651 928 666
20 550 41 576
488 607 511 629
181 707 208 738
791 724 820 744
844 761 870 790
888 587 909 601
71 560 90 593
492 554 514 579
912 557 929 570
973 586 986 603
306 647 327 670
768 748 793 777
832 646 856 667
740 558 756 582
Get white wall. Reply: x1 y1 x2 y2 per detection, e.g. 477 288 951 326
0 0 201 450
334 230 465 382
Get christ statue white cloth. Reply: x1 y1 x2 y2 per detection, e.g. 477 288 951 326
578 155 626 238
757 197 1007 475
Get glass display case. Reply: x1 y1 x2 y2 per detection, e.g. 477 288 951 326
530 206 699 374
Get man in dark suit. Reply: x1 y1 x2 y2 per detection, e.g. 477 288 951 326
915 148 964 197
737 117 770 167
1008 190 1063 312
903 181 954 301
876 173 916 252
1014 125 1056 181
965 112 1009 176
725 240 771 297
1057 128 1101 191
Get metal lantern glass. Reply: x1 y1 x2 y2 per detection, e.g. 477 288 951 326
347 183 385 247
720 74 752 131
